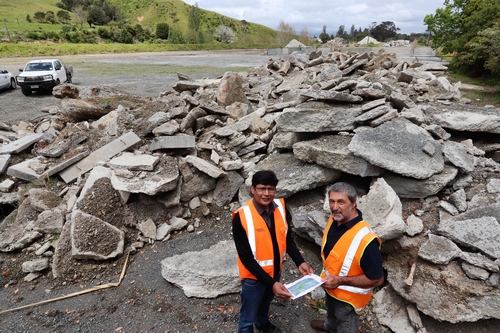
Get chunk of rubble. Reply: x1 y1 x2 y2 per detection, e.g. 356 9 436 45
348 118 444 179
70 210 125 261
160 240 240 298
293 135 384 177
59 131 141 183
357 177 405 240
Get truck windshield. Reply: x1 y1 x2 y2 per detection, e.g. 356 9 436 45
26 62 53 72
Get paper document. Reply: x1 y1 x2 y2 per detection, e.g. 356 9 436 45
284 274 324 300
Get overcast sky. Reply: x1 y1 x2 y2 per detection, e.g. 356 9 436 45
183 0 445 37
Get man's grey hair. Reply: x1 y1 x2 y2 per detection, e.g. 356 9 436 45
327 182 357 203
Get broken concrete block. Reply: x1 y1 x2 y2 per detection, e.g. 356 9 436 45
149 135 196 150
185 155 226 178
22 258 50 273
110 155 179 196
32 209 65 234
59 131 141 183
0 154 11 174
109 152 159 171
70 210 125 261
0 133 44 154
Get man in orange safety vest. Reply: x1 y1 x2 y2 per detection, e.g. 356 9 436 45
232 170 314 333
311 182 384 333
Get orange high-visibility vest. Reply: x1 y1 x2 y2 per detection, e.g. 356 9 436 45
234 198 288 280
320 217 381 314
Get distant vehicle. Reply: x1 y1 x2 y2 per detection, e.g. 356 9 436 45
0 69 17 91
16 58 73 96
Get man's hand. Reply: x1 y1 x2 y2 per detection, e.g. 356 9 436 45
322 274 384 290
272 282 293 299
321 274 343 290
298 262 314 276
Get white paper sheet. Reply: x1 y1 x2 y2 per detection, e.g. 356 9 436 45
284 274 324 300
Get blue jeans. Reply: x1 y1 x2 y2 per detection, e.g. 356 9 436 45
238 278 275 333
324 293 360 333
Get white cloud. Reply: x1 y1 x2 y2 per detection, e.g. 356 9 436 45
185 0 444 36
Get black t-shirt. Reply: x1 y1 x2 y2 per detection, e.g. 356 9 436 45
322 210 384 280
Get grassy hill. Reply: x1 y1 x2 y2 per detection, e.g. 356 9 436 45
0 0 64 33
0 0 278 43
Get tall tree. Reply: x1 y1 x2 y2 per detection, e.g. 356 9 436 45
73 5 88 28
299 27 309 45
277 20 295 44
371 21 398 41
336 25 346 38
188 2 201 32
350 24 356 36
319 25 330 43
425 0 500 73
187 2 202 43
423 0 464 54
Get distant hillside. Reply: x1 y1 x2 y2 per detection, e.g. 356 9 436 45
0 0 61 22
108 0 277 40
1 0 278 42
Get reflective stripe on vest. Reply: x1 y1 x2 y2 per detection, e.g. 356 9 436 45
321 219 380 314
240 199 287 268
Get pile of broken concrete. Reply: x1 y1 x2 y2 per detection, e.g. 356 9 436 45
2 48 500 331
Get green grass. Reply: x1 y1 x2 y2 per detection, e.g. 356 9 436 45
0 42 278 57
77 62 250 76
0 0 63 34
448 73 500 107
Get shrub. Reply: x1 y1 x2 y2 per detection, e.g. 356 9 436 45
97 27 111 39
156 22 170 39
214 25 235 43
168 26 184 44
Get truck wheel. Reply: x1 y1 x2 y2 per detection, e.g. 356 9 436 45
9 78 17 90
66 73 72 84
21 87 31 96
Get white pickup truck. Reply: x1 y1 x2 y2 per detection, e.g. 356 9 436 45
17 58 73 96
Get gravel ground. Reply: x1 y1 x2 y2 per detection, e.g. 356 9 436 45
0 49 270 124
1 49 500 333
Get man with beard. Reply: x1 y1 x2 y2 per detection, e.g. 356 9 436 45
311 182 384 333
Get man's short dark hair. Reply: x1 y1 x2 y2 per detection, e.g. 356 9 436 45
328 182 357 203
252 170 279 187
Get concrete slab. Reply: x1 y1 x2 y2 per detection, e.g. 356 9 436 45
6 152 89 181
59 131 141 183
6 157 42 181
0 154 11 174
149 135 196 151
38 151 89 180
0 133 44 154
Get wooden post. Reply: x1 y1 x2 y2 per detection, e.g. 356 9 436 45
3 20 11 42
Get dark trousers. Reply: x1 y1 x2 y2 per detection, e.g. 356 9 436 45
324 292 360 333
238 278 275 333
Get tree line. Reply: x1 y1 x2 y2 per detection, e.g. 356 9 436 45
278 20 429 47
425 0 500 76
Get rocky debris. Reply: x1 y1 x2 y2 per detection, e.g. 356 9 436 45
1 48 500 331
384 40 411 47
160 240 240 298
285 38 307 49
321 37 346 50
